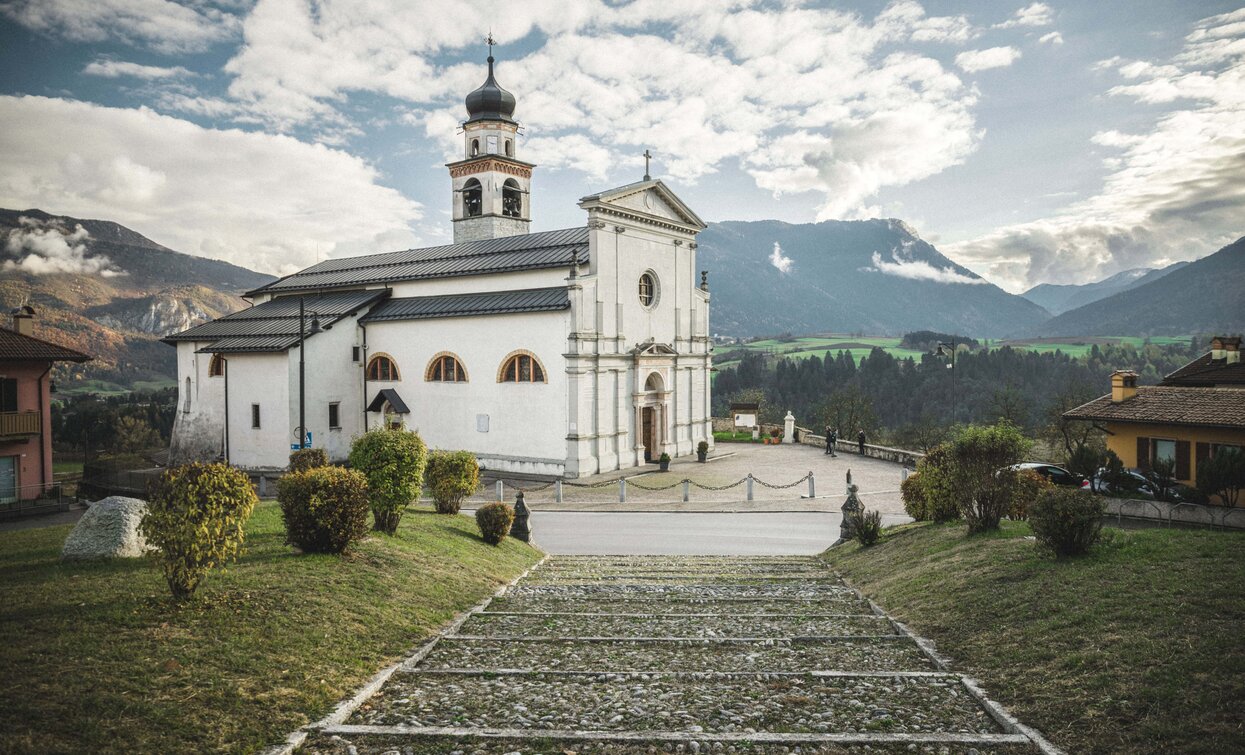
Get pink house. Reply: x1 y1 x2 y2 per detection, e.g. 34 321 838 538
0 307 91 505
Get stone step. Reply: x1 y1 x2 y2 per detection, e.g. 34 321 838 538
505 583 857 600
486 595 875 615
343 670 1006 736
302 729 1040 754
459 613 897 639
522 574 841 584
419 637 937 673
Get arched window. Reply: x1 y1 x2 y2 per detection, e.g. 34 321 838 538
471 138 479 156
498 351 546 383
638 272 657 307
504 138 513 156
644 372 664 392
463 178 482 218
367 354 400 381
425 352 468 382
502 179 522 218
208 353 225 377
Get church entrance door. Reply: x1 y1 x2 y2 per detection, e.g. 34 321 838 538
642 407 655 463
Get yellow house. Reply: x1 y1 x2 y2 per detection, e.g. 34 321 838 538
1063 336 1245 493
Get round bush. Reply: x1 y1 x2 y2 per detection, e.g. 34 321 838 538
348 428 428 534
277 466 370 553
900 473 928 521
1009 468 1054 521
1028 488 1106 558
475 502 515 545
140 463 258 600
914 445 962 523
850 508 882 546
289 448 329 473
426 450 481 514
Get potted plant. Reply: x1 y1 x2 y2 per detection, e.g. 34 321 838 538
697 440 709 462
658 452 671 472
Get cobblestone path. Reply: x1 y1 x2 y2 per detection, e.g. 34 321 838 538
298 557 1058 755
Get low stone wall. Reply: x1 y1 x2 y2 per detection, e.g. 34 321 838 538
797 428 923 466
1105 497 1245 530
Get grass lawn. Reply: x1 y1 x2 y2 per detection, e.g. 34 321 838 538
821 520 1245 755
0 502 540 754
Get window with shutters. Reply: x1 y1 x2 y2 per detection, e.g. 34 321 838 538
0 378 16 413
366 354 400 381
498 351 546 383
425 352 468 382
1153 439 1176 464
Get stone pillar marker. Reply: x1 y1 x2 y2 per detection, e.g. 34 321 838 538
838 477 863 544
783 411 795 444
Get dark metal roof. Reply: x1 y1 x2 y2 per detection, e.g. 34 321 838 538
464 54 517 125
367 388 409 414
0 327 91 362
361 287 569 324
248 227 588 295
165 289 388 348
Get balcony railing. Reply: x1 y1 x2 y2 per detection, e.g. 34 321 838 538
0 411 41 437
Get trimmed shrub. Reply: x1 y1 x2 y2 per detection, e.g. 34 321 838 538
850 508 882 546
289 448 328 473
697 440 709 454
140 463 258 600
277 466 370 553
1028 487 1106 558
1009 468 1054 521
348 427 428 534
426 450 481 514
927 423 1030 533
900 473 928 521
914 444 963 523
475 502 515 545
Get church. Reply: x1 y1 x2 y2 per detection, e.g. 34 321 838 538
165 48 715 478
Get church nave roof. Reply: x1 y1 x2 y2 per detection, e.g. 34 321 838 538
248 227 588 295
360 286 570 323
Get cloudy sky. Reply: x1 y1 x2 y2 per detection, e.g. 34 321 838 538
0 0 1241 291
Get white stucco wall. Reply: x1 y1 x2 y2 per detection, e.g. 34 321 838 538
225 352 290 470
169 341 226 462
288 314 367 464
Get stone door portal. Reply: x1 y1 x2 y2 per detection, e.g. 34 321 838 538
642 407 655 463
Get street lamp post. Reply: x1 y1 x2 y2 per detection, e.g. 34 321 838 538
298 297 324 450
935 339 957 422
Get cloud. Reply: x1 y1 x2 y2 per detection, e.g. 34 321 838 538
866 250 985 285
83 59 193 80
945 9 1245 291
3 216 123 276
768 242 793 274
0 0 241 54
955 46 1022 73
1039 31 1063 46
996 2 1053 29
0 96 423 275
216 0 985 221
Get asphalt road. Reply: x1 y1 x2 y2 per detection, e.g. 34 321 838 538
522 510 913 555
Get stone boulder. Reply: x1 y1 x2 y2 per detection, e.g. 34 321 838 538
61 496 153 560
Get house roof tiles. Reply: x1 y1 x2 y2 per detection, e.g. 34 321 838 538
1162 353 1245 386
1063 386 1245 430
0 327 91 362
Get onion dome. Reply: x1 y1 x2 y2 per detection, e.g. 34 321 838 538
464 54 517 124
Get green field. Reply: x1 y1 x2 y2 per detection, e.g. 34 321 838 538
715 334 1193 369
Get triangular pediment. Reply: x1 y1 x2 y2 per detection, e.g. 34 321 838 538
631 340 679 357
579 179 707 232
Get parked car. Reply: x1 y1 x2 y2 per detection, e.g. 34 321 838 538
1090 467 1156 498
1008 462 1090 489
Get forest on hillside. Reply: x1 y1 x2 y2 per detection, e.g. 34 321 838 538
711 338 1208 458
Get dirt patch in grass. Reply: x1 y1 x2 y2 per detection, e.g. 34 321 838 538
821 520 1245 755
0 504 540 754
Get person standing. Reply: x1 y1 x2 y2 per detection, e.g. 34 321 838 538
857 429 866 456
824 425 833 455
829 427 838 457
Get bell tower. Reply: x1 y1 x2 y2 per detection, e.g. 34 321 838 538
448 38 535 243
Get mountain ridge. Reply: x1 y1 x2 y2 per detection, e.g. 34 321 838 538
1022 261 1188 315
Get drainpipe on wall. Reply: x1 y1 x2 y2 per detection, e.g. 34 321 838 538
223 356 230 464
360 322 368 435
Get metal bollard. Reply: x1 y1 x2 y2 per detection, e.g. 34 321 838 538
682 479 690 502
511 491 531 542
555 479 563 504
619 478 627 503
258 475 267 498
747 473 754 501
496 480 504 502
808 471 815 499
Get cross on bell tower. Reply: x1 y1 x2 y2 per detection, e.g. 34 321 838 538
447 37 536 243
643 149 653 181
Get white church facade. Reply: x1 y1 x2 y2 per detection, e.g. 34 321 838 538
166 49 715 478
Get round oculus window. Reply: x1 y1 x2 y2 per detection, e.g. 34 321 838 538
638 272 657 307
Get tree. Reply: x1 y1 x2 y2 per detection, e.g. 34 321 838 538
112 415 161 453
818 384 877 438
1197 447 1245 507
1148 457 1178 502
937 423 1031 533
348 428 428 534
893 414 949 454
988 385 1032 429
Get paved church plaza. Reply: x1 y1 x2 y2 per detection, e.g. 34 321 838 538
476 442 908 515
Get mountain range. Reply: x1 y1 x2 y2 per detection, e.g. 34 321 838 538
1021 262 1188 315
2 207 1240 389
0 209 274 386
